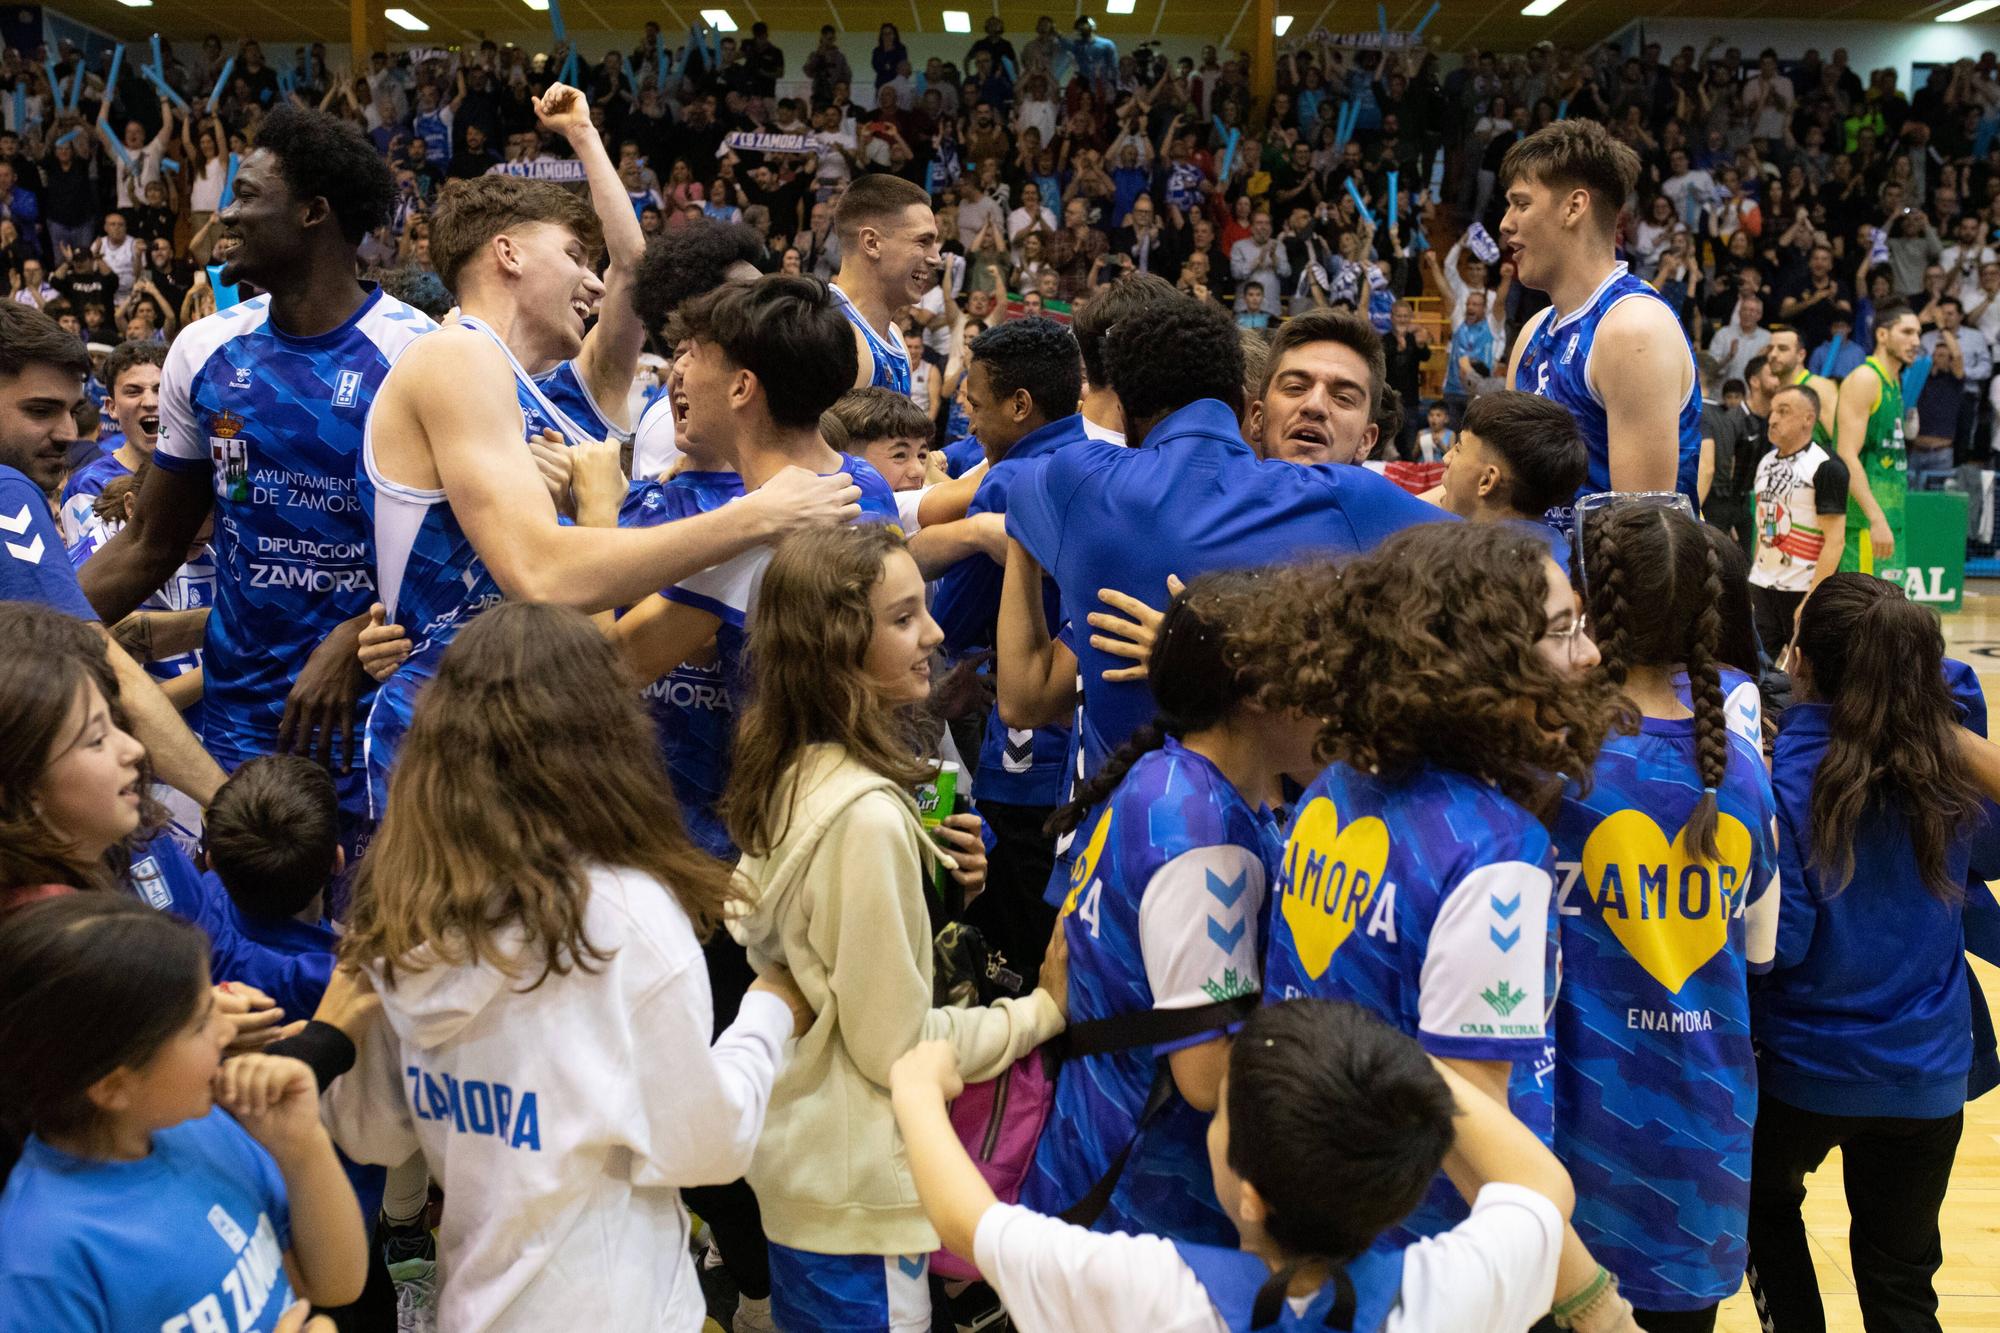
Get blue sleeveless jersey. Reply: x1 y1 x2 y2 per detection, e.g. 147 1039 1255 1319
148 288 436 817
1171 1240 1405 1333
1020 739 1278 1245
1515 263 1701 523
413 109 450 161
1263 760 1558 1250
533 359 631 445
831 282 912 396
621 471 747 860
1549 718 1780 1310
360 316 599 817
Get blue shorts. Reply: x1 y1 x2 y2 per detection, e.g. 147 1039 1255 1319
766 1243 930 1332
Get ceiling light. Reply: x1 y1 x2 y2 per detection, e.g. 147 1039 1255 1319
1274 13 1294 33
521 0 549 10
384 7 430 28
1937 0 2000 18
701 8 738 30
115 0 154 8
942 9 971 30
1106 0 1136 12
1520 0 1567 13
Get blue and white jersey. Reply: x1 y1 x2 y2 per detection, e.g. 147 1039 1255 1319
412 107 452 162
148 288 436 809
621 471 748 860
1674 665 1762 747
68 509 215 686
1263 760 1557 1249
360 315 596 818
662 455 900 632
1549 718 1780 1311
930 416 1085 808
1514 262 1702 523
1173 1241 1405 1333
0 1109 294 1333
533 358 632 446
58 450 131 541
1020 739 1276 1245
0 464 98 621
831 282 912 396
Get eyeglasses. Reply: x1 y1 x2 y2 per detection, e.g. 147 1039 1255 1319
1543 613 1593 659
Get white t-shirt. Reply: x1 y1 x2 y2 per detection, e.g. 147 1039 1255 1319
972 1183 1563 1333
895 486 928 532
632 393 683 482
1081 416 1126 446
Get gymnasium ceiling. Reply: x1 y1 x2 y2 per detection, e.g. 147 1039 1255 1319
43 0 1996 67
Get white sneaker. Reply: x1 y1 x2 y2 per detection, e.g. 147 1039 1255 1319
732 1294 777 1333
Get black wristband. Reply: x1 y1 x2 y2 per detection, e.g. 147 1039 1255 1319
265 1019 358 1090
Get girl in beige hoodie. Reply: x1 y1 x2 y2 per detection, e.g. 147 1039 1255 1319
725 524 1067 1332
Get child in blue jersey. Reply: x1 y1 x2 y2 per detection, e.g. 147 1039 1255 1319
1021 571 1315 1245
1748 574 1994 1332
0 894 368 1331
1556 503 1782 1331
1262 521 1626 1252
893 1000 1593 1333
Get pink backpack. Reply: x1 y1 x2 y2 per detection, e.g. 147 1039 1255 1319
932 1046 1060 1281
929 995 1255 1281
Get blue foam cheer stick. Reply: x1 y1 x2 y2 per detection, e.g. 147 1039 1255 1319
1220 127 1240 179
1387 169 1398 235
1377 4 1389 35
220 151 240 208
150 33 163 75
208 56 235 111
105 44 123 101
55 127 83 147
1345 177 1376 226
147 65 189 111
547 0 568 43
1413 2 1440 36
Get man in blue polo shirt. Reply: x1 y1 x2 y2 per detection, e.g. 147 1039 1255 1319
931 316 1088 986
0 302 225 804
998 294 1443 790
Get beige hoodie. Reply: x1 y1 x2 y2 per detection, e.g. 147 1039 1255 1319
728 743 1064 1256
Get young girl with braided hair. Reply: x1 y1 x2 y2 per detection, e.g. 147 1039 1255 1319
1018 570 1316 1246
1550 501 1782 1333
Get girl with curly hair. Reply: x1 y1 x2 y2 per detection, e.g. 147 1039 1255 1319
1551 500 1783 1332
1261 520 1624 1253
1018 570 1317 1247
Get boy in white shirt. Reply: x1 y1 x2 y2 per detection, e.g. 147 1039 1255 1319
891 999 1636 1333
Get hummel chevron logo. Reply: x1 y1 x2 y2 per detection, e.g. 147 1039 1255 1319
1490 925 1521 952
5 532 44 564
1207 915 1246 952
1490 893 1520 919
1204 868 1248 908
0 503 31 535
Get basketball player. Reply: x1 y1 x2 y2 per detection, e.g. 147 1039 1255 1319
359 175 859 815
78 105 432 830
831 174 941 394
608 275 900 685
1763 325 1838 447
1501 120 1700 517
1836 300 1920 579
517 83 648 446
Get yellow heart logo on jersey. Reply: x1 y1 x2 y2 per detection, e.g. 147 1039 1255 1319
1581 808 1751 994
1277 796 1390 981
1061 807 1115 918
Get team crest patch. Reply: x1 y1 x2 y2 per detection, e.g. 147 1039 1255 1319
334 370 363 407
210 410 250 502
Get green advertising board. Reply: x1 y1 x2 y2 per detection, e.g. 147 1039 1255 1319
1897 490 1968 614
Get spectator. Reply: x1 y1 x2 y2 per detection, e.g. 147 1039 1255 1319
1926 296 1990 461
1775 245 1853 350
1710 292 1771 383
871 23 908 93
1229 207 1289 314
447 123 499 180
1442 285 1503 425
804 26 852 108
